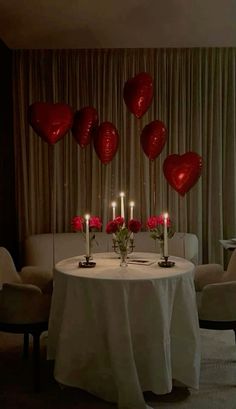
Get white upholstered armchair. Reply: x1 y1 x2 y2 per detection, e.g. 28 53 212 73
0 247 53 391
194 249 236 339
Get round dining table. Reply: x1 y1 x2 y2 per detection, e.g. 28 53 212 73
47 252 201 409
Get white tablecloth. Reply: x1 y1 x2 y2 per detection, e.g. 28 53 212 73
48 252 200 409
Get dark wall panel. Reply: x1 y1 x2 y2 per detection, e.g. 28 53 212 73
0 39 18 265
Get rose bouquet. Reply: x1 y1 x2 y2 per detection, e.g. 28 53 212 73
71 215 102 254
72 215 102 232
106 216 141 266
146 214 174 241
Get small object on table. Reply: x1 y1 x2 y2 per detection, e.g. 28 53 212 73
79 256 96 268
158 256 175 268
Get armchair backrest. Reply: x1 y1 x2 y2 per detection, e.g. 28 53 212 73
0 247 21 287
224 249 236 281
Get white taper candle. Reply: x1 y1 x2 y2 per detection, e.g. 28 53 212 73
163 213 168 257
85 214 90 257
129 201 134 220
120 192 125 219
111 201 116 220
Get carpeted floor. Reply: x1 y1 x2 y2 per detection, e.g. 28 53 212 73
0 329 235 409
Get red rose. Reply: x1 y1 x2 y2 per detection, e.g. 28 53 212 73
146 216 158 229
114 216 124 226
128 219 142 233
157 215 164 225
71 216 84 231
106 220 119 234
147 214 171 229
157 214 171 226
89 216 102 230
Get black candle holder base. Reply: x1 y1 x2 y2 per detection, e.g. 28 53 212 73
79 256 96 268
158 256 175 268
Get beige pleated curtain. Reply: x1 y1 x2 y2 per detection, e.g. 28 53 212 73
12 48 236 264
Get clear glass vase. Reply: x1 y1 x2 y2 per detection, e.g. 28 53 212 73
119 248 128 267
112 235 134 267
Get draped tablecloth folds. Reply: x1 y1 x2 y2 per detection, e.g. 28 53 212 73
48 252 201 409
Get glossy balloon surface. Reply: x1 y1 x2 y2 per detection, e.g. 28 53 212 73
123 72 153 118
72 107 98 148
28 102 73 144
93 122 119 164
163 152 203 196
140 120 167 160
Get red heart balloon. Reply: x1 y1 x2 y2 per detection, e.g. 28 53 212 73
163 152 203 196
93 122 119 164
141 120 167 160
72 106 98 148
123 72 153 118
28 102 74 144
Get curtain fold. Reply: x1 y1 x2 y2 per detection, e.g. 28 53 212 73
12 48 236 264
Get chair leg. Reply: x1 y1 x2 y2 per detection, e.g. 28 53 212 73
32 332 41 392
23 333 29 359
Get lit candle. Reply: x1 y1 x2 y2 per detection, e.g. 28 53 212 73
85 214 90 257
120 192 125 219
129 201 135 220
163 212 168 257
111 201 117 220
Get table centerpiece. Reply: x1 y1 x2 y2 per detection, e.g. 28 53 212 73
106 216 141 266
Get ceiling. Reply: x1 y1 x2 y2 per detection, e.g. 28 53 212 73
0 0 236 49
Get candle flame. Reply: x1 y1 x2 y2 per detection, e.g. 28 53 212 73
129 201 135 207
111 201 117 207
84 214 90 220
120 192 125 197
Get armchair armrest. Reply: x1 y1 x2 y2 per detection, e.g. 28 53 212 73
2 282 42 293
198 281 236 321
194 263 224 291
20 266 53 294
0 282 51 324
